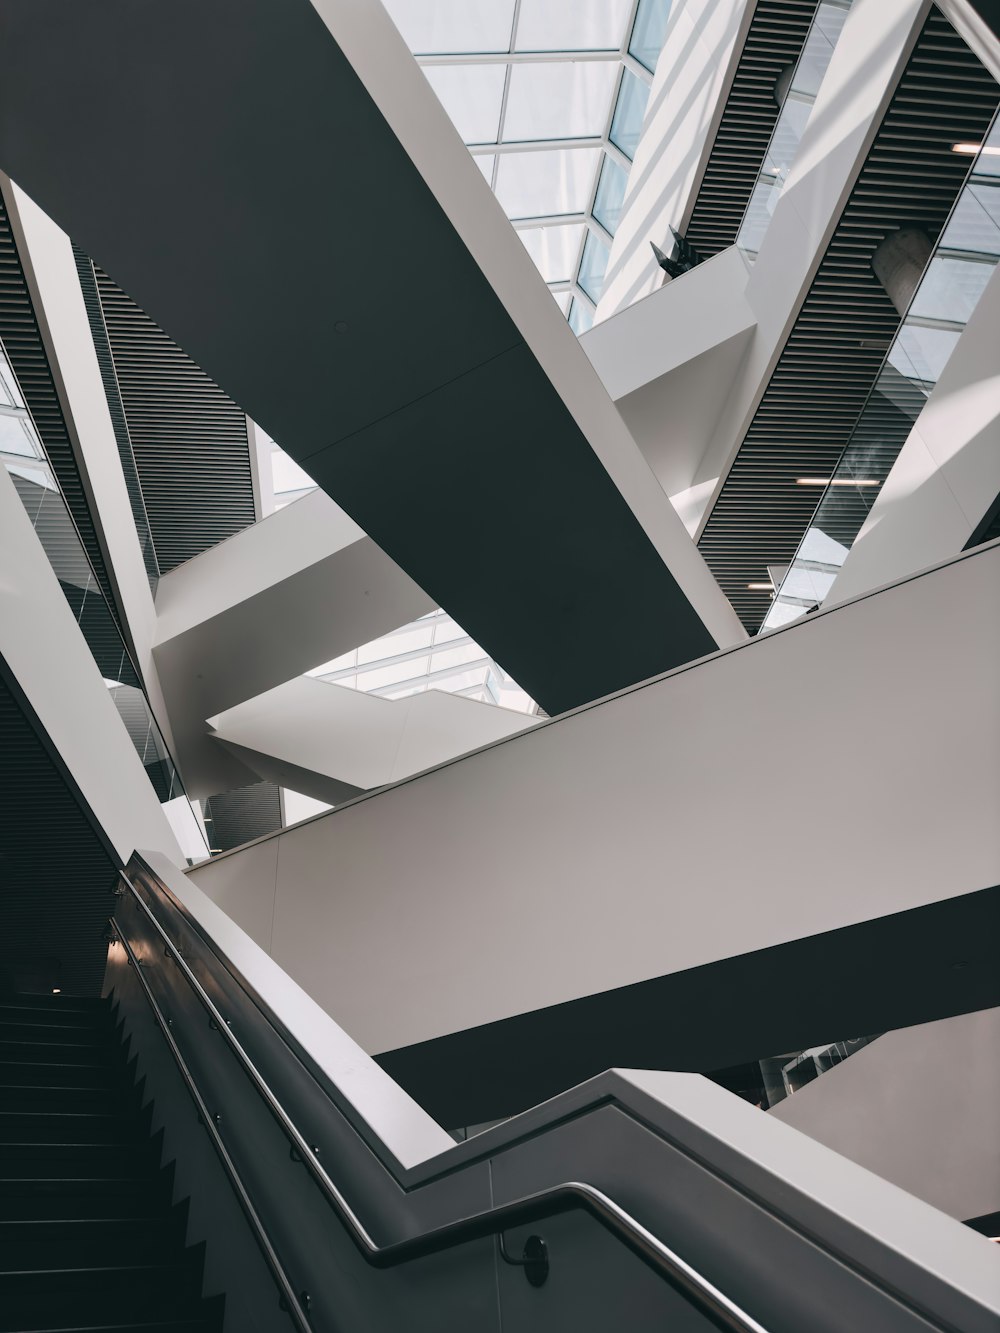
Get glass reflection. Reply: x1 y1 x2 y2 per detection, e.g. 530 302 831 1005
578 231 610 303
629 0 674 73
593 155 628 235
763 116 1000 632
610 69 650 161
738 1 853 259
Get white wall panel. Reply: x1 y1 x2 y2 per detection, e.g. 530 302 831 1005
190 544 1000 1056
771 1009 1000 1222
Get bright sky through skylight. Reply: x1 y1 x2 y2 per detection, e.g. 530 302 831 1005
381 0 674 331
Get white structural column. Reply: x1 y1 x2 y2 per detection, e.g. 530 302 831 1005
689 0 930 534
189 542 1000 1058
207 675 536 806
771 1009 1000 1223
152 487 435 798
1 179 175 748
0 463 183 864
826 262 1000 605
580 245 756 529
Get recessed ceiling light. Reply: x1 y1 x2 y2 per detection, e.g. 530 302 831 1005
951 142 1000 156
796 477 880 487
747 583 774 591
51 987 61 994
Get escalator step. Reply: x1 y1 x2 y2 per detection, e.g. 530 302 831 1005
0 997 110 1019
0 1041 124 1068
0 1261 207 1331
0 1061 132 1090
0 1217 187 1269
0 1021 113 1046
0 1111 147 1145
0 1175 173 1220
0 994 221 1331
0 1084 138 1114
0 1141 162 1177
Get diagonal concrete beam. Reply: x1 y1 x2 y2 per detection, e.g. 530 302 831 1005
152 489 434 798
0 0 744 720
207 675 535 806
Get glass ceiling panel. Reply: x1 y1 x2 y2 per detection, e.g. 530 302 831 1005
593 154 629 234
579 230 611 303
384 0 675 331
610 69 650 160
423 64 506 145
517 224 587 283
516 0 633 52
381 0 515 55
495 147 601 218
504 61 618 142
629 0 674 73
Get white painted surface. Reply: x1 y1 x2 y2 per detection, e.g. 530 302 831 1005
152 488 435 796
209 676 536 799
770 1009 1000 1223
140 849 454 1170
694 0 927 535
189 544 1000 1056
828 262 1000 605
622 1070 1000 1313
2 179 175 748
596 0 754 319
307 0 746 657
0 463 182 864
582 246 755 504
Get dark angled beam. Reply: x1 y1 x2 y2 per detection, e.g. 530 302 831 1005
0 0 742 716
377 884 1000 1126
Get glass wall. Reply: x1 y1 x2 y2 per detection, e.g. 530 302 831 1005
737 0 853 259
1 338 209 861
762 116 1000 630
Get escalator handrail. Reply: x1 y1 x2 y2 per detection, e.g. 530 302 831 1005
112 882 769 1333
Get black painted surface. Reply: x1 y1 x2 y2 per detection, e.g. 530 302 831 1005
0 992 223 1331
0 661 119 997
377 883 1000 1126
0 0 719 716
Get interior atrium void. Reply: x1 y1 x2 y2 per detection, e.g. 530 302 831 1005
0 1 998 1330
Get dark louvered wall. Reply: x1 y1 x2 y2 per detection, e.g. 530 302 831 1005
0 663 118 997
684 0 819 257
0 187 120 626
698 9 999 632
72 245 160 591
92 266 257 573
204 783 283 854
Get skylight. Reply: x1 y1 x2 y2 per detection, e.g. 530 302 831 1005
382 0 674 332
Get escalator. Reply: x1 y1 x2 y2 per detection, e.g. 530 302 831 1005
13 850 988 1333
0 992 221 1331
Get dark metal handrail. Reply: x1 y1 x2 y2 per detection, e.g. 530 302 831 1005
112 880 770 1333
